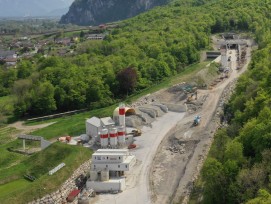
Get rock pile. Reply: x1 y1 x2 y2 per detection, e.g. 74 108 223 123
167 143 186 154
129 94 157 108
29 160 91 204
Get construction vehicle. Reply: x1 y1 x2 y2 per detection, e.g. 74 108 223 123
186 91 198 103
132 129 142 137
128 144 137 149
127 129 142 137
193 116 201 126
182 85 197 94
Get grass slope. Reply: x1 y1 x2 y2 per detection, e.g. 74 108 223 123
0 142 91 204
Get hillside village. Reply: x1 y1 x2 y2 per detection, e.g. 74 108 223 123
0 27 109 68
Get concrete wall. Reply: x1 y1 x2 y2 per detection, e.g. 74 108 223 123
86 178 126 192
41 139 51 150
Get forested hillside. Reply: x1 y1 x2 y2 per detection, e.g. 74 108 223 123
0 0 269 121
200 45 271 203
194 1 271 203
1 0 214 117
0 0 270 124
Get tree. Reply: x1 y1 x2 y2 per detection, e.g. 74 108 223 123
246 189 271 204
236 165 267 203
202 158 227 204
225 140 244 164
30 81 56 115
80 30 85 38
116 67 138 95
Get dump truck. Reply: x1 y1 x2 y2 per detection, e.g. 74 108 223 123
193 116 201 126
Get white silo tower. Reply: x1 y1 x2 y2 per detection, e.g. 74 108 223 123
118 126 126 147
119 103 125 127
100 128 109 148
109 128 118 148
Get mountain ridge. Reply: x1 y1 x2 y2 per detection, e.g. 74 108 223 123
60 0 169 25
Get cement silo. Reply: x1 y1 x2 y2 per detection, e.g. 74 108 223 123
117 126 126 146
109 128 118 148
119 103 125 127
100 128 109 148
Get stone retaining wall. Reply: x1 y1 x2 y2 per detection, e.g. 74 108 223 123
29 160 91 204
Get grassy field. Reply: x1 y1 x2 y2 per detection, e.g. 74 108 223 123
0 126 19 145
0 142 91 204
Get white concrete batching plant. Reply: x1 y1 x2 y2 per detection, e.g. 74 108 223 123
86 149 136 192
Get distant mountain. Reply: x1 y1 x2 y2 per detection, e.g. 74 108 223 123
60 0 169 26
0 0 74 17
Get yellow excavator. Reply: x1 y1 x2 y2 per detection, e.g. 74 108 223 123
186 90 198 103
127 129 142 137
132 129 142 137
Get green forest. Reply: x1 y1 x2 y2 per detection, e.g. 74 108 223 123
199 43 271 203
0 0 271 203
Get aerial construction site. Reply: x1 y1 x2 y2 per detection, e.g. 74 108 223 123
100 34 251 203
25 33 253 204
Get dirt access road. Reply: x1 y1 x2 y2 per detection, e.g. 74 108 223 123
150 43 252 204
8 121 55 135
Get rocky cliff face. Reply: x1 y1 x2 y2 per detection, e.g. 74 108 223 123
60 0 169 25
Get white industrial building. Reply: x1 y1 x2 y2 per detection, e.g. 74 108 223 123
100 117 115 129
86 149 136 192
86 117 101 138
86 116 116 139
85 104 136 148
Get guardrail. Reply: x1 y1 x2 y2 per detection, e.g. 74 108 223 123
27 109 88 122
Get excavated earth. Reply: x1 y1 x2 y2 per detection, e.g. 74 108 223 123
149 40 253 204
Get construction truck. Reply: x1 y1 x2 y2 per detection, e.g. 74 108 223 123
193 116 201 126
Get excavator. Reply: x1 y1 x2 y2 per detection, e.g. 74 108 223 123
186 90 198 103
127 129 142 137
131 129 142 137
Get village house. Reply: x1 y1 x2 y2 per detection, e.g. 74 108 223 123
86 34 106 40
